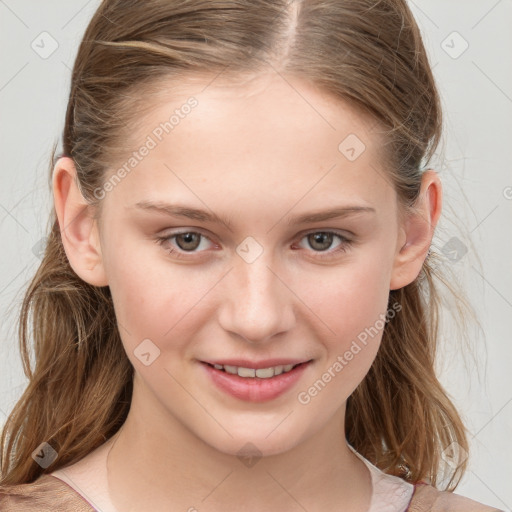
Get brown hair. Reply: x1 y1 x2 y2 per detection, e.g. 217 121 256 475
1 0 472 490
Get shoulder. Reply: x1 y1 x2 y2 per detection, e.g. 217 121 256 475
408 482 505 512
0 474 95 512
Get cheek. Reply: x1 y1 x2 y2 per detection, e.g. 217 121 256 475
105 242 225 366
294 255 393 409
105 244 187 351
303 250 394 379
298 251 392 342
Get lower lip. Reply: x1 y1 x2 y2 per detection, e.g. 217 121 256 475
200 361 312 403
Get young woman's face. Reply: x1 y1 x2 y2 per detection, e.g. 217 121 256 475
96 73 406 456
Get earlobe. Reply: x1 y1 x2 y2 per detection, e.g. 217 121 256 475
52 157 109 287
389 170 442 291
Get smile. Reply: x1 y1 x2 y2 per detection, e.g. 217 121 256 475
200 360 313 402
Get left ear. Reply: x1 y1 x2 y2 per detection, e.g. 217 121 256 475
389 169 442 290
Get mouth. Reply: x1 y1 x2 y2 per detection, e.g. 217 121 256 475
200 359 313 402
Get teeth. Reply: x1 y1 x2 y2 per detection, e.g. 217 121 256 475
273 365 284 375
255 367 273 378
238 367 256 378
212 363 301 378
224 365 238 375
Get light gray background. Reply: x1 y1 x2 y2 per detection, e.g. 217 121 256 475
0 1 510 509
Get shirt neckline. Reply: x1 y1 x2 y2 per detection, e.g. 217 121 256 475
347 443 414 512
49 439 414 512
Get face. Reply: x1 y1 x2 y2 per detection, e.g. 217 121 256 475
79 73 408 456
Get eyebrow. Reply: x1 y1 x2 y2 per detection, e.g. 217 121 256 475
287 205 376 224
130 200 376 228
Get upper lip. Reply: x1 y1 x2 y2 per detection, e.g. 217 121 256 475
201 358 312 369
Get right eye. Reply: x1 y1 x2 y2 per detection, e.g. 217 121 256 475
155 230 216 259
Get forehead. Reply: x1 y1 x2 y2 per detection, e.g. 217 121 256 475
102 71 394 218
130 70 382 141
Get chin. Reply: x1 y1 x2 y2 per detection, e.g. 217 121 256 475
200 427 306 461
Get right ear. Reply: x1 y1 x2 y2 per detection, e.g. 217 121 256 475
52 157 109 287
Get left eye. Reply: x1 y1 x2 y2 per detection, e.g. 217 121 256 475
155 230 352 259
295 231 350 254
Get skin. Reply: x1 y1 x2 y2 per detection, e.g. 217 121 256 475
52 71 442 512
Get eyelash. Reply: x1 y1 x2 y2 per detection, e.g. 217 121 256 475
155 230 353 261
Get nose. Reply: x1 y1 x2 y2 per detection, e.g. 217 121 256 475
217 251 296 344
